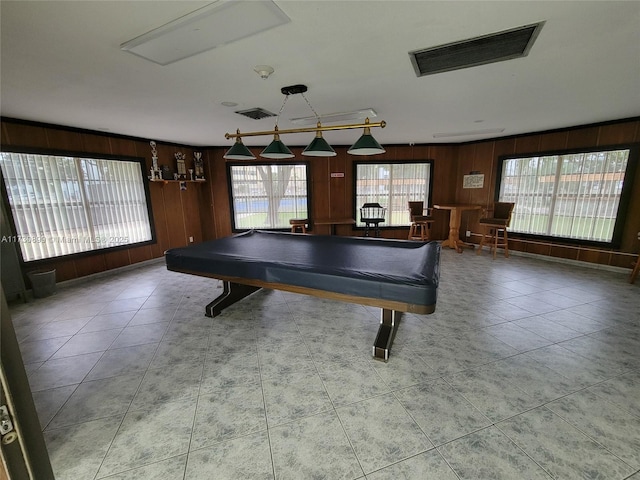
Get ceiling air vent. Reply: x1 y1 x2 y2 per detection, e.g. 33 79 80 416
410 22 544 77
235 108 276 120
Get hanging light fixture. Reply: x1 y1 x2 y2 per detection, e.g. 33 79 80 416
224 84 386 159
260 126 295 159
223 131 256 160
302 124 336 157
260 91 294 159
297 92 336 157
347 118 386 155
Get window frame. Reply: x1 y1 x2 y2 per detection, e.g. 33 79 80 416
226 160 311 233
495 144 638 249
0 146 156 264
352 159 435 229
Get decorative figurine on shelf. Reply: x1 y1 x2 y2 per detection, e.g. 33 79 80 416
175 152 187 179
150 141 161 180
189 169 195 181
193 151 205 180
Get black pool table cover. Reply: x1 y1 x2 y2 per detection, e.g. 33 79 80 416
165 230 440 311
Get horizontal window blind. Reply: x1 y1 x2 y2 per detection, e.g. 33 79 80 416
499 149 630 243
1 152 153 261
229 163 308 230
355 162 432 227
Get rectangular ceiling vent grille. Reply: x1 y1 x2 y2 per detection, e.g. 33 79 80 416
235 108 276 120
410 22 544 77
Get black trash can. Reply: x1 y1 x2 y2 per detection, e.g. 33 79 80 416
27 269 56 298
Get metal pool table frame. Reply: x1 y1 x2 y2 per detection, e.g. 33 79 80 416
165 230 440 361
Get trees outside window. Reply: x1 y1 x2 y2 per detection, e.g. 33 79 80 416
228 163 309 230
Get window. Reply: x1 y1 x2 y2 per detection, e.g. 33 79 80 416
354 161 433 227
228 162 309 230
498 147 635 245
0 151 154 261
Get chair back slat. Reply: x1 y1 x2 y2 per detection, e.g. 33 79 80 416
408 201 424 220
360 203 386 221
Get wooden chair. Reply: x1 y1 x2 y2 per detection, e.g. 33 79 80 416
408 201 434 241
630 232 640 284
360 202 386 237
476 202 515 259
289 218 308 233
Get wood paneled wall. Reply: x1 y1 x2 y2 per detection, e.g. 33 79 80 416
454 119 640 268
2 117 638 283
205 143 459 241
1 119 212 282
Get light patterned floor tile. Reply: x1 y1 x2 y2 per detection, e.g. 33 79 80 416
8 252 639 480
337 393 433 474
185 432 274 480
437 426 551 479
498 407 635 479
269 411 364 479
395 378 491 446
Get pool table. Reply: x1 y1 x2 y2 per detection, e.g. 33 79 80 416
165 230 440 361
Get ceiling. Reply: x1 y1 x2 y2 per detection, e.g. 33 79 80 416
1 1 639 149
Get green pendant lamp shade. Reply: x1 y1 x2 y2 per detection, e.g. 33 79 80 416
302 126 336 157
347 118 385 155
223 133 256 160
260 127 295 159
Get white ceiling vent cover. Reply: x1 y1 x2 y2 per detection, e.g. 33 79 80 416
121 1 290 66
410 22 544 76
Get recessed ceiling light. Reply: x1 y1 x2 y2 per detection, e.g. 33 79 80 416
433 128 505 138
290 108 377 126
221 101 238 107
120 1 290 65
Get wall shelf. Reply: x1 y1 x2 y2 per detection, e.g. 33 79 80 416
149 179 206 185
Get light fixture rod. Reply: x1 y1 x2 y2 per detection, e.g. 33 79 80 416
225 119 386 140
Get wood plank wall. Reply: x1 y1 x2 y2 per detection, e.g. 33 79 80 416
2 117 639 283
205 143 458 241
454 119 640 268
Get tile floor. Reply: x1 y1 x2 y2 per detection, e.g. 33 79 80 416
9 247 640 479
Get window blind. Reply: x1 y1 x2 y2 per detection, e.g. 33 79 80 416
0 152 153 261
499 149 630 243
355 162 432 226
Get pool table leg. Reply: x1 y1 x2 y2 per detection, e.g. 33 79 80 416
205 281 261 317
373 308 399 362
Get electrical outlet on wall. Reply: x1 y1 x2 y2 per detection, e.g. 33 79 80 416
189 236 194 242
466 230 471 237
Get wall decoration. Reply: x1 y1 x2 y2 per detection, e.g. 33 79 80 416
463 173 484 189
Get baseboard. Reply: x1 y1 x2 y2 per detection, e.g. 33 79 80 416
57 257 165 289
506 249 629 274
